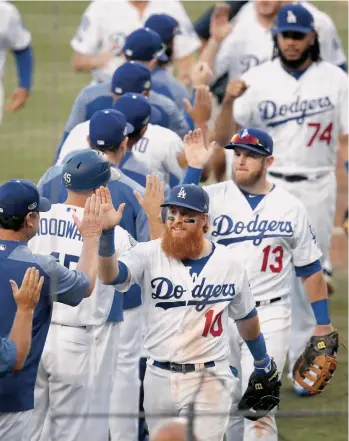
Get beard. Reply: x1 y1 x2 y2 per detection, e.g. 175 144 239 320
161 223 205 260
278 43 313 69
232 165 264 187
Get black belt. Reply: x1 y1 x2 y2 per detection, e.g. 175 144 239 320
269 172 308 182
153 360 215 373
255 297 282 307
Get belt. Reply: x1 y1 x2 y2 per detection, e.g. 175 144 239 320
255 297 281 307
269 172 308 182
153 360 215 373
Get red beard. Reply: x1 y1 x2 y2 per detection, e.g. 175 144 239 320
161 223 205 260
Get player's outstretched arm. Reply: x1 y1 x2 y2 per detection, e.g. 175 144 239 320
7 267 44 372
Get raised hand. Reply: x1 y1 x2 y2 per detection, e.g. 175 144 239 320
184 85 213 125
184 128 216 169
98 186 125 231
225 79 248 102
134 173 165 216
191 62 214 88
10 267 44 311
210 3 233 43
73 193 103 239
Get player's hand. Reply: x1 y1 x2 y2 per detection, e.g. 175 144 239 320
224 79 248 102
73 193 103 239
210 3 233 43
184 85 213 125
184 128 216 169
6 88 30 112
98 186 125 230
134 173 165 217
10 267 44 312
191 62 214 88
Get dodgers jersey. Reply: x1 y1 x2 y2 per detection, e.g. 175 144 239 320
114 240 255 364
203 181 322 302
233 59 348 175
57 122 185 185
71 0 200 83
215 1 347 81
28 204 136 327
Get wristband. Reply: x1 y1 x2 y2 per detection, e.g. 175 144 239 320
182 166 202 185
245 332 267 363
311 299 331 325
253 354 272 376
98 228 115 257
345 160 348 174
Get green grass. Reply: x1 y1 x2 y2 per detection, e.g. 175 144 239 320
1 2 348 440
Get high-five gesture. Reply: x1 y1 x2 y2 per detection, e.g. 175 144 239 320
134 173 165 217
98 186 125 231
184 85 213 126
184 129 216 169
210 3 233 43
73 193 103 239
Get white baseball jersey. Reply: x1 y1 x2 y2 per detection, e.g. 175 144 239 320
233 59 348 175
28 203 136 327
204 181 322 301
216 1 347 81
114 240 255 364
71 0 201 83
57 121 185 184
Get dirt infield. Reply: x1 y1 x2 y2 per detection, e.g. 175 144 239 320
331 167 348 271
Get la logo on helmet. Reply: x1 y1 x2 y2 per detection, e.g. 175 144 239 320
177 187 186 199
287 10 297 23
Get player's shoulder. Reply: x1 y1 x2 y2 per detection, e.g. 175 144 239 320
69 120 90 136
241 59 276 81
78 82 110 103
108 169 145 198
0 0 20 17
316 60 347 78
204 180 238 198
213 242 246 270
271 184 307 213
147 123 181 142
9 242 56 277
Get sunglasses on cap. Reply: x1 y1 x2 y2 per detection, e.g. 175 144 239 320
230 133 271 155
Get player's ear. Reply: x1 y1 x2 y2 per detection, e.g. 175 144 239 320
86 135 92 147
140 126 148 137
25 212 38 229
309 31 316 46
265 155 274 169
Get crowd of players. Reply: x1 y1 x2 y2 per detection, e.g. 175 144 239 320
0 1 348 441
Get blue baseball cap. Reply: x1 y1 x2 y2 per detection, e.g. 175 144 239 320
161 184 209 214
225 128 273 156
111 61 152 95
113 93 162 131
89 109 134 148
123 28 168 62
272 4 314 35
0 179 51 216
144 14 180 44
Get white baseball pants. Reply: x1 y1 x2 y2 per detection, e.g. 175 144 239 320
226 297 292 441
0 410 33 441
268 172 336 372
28 324 93 441
109 307 142 441
144 359 237 441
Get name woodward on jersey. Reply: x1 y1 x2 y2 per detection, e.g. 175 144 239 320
258 95 334 126
151 276 237 312
211 214 294 246
37 218 82 242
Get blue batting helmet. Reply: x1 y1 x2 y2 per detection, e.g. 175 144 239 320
62 149 111 191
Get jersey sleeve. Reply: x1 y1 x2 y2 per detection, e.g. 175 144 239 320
34 254 90 306
291 204 322 268
338 71 348 135
214 31 236 79
4 4 31 51
163 132 185 181
318 15 347 67
114 226 138 255
71 3 102 55
228 267 255 320
114 242 149 292
0 338 16 376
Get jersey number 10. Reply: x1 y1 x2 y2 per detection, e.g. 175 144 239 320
202 310 223 337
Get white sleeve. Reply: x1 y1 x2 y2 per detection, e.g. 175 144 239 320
57 123 90 164
168 1 201 59
317 15 347 67
339 71 348 135
114 242 149 292
70 3 102 55
214 29 238 79
228 266 255 320
163 132 185 181
291 204 322 268
5 4 31 50
114 226 138 255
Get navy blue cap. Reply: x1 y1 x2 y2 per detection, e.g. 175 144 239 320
113 93 162 131
144 14 179 44
225 128 273 156
111 61 152 95
272 4 314 35
0 179 51 216
123 28 168 62
161 184 209 214
89 109 134 148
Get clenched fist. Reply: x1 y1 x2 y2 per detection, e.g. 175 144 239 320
225 79 248 102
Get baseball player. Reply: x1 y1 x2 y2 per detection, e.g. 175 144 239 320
71 0 200 86
98 182 280 441
28 150 135 441
182 128 338 441
216 3 348 389
0 179 101 440
55 61 189 158
0 1 33 122
0 267 43 376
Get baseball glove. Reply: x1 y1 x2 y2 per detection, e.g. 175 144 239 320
292 330 339 395
238 358 281 421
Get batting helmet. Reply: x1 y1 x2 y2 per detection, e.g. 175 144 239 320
62 149 111 191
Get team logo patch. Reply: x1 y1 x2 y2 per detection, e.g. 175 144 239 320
177 187 186 199
286 10 297 23
0 244 6 251
28 202 37 210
